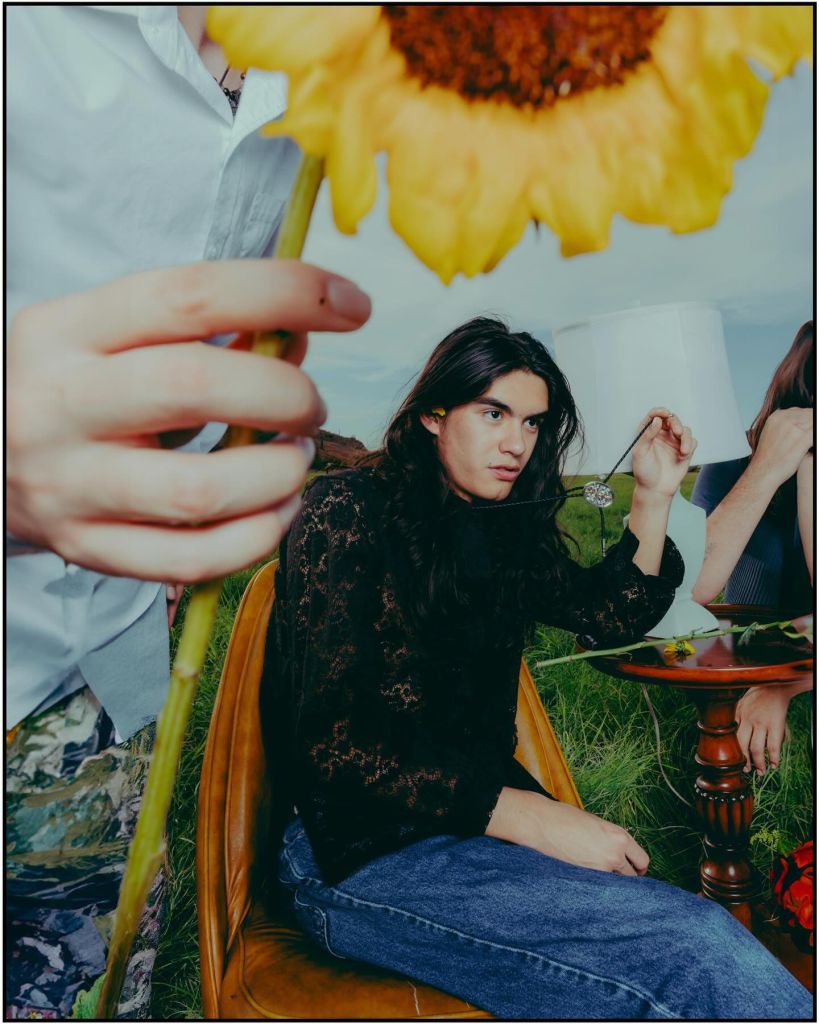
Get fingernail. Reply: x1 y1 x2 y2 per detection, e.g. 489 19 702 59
317 394 328 425
327 280 371 321
277 493 302 529
297 435 316 464
272 433 316 464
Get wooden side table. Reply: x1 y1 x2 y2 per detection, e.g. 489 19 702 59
593 606 813 929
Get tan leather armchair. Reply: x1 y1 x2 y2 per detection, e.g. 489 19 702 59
197 560 583 1019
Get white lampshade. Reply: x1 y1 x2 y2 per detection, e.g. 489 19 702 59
552 302 751 639
553 303 750 477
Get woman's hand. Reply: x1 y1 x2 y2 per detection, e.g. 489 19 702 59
735 677 812 774
752 408 813 488
630 408 696 499
7 260 371 582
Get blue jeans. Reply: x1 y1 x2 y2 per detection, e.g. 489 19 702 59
279 818 812 1020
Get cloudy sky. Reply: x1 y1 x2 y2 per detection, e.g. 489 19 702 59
300 62 813 450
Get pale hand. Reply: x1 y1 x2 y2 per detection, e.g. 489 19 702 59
532 800 650 876
630 407 697 498
752 408 813 487
486 788 650 876
7 260 371 582
736 686 791 775
736 669 813 775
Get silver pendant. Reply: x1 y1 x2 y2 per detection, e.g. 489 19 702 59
583 480 614 508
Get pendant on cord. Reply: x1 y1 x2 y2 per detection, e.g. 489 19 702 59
583 480 614 508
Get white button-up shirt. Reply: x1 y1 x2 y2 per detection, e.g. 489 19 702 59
6 5 300 736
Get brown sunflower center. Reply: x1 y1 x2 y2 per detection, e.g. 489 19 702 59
382 4 667 108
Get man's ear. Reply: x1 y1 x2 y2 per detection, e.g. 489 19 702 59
420 412 443 436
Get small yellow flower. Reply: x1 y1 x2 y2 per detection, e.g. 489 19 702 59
209 5 812 283
662 639 696 664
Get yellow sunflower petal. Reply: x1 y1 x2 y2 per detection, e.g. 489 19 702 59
208 5 379 73
326 88 379 234
259 65 335 154
528 102 616 256
703 5 813 80
208 4 812 281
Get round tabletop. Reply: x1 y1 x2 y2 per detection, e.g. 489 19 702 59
592 606 813 690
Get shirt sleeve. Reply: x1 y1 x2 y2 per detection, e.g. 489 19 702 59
276 474 506 881
531 528 685 647
504 756 553 800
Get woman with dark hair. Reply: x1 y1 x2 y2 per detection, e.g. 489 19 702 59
692 321 814 776
262 317 810 1019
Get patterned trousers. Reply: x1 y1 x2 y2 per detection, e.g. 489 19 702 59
5 687 164 1019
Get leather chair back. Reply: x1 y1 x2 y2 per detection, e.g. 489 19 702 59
197 560 582 1018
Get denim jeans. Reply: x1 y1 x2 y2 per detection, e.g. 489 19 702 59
279 818 812 1020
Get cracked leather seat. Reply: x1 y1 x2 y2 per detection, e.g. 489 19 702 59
197 560 582 1019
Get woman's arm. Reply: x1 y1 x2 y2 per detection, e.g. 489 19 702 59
692 408 813 604
796 452 814 585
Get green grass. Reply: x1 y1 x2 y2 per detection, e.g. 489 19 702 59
150 472 813 1018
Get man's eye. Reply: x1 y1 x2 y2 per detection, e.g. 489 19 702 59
525 418 541 431
484 409 502 421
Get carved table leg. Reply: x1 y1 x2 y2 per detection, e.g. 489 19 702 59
691 688 756 928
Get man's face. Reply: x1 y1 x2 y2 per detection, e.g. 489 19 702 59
422 370 550 502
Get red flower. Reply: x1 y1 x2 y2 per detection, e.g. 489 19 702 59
771 839 814 953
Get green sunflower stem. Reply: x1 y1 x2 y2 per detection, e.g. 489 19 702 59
93 153 325 1020
532 619 802 670
95 580 222 1018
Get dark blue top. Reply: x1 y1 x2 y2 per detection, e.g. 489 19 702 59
691 458 811 611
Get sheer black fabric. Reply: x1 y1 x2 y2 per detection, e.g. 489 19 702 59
262 467 683 884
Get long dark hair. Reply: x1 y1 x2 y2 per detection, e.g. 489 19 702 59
748 320 814 451
366 316 582 637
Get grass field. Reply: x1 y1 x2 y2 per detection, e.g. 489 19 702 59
150 472 813 1019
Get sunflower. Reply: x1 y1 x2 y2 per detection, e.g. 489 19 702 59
208 5 812 283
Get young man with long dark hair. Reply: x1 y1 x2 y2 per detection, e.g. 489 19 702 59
263 317 811 1019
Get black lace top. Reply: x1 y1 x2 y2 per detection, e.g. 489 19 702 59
262 466 683 884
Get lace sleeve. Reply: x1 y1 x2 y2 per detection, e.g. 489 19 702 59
281 473 505 880
535 528 684 646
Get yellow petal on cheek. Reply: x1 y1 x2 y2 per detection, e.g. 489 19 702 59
207 4 380 73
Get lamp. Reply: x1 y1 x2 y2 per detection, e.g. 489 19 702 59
552 303 750 639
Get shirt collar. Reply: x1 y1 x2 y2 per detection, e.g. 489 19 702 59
131 6 288 130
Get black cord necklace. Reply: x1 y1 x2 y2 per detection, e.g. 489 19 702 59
475 420 653 559
217 65 245 116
